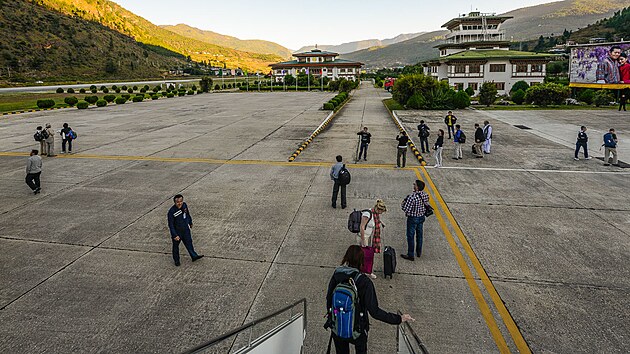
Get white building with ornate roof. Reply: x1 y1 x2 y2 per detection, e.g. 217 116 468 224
270 49 363 82
422 12 556 95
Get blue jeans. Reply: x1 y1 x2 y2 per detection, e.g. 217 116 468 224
359 142 369 160
406 216 425 257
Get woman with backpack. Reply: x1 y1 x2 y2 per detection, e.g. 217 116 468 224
358 200 387 279
433 129 444 168
326 245 414 354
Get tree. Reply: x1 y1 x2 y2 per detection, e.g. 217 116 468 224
105 58 117 74
465 87 475 97
453 90 471 109
199 77 213 93
479 82 498 106
284 74 296 86
524 83 570 106
593 90 614 107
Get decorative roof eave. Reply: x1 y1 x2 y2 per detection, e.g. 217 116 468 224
445 59 488 65
269 62 363 68
294 53 338 57
442 16 513 29
435 41 510 49
420 52 558 66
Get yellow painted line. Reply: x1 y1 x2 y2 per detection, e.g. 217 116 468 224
0 151 411 170
414 168 510 353
418 167 532 354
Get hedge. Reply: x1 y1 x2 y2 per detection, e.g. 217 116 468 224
64 96 79 106
135 93 145 99
323 103 334 110
121 94 131 100
102 88 109 93
115 97 127 104
56 88 64 93
132 96 144 102
77 101 89 109
103 95 116 103
79 88 86 94
37 99 56 109
84 96 99 104
187 90 194 95
167 93 175 98
151 95 159 100
96 99 107 107
178 92 186 97
67 88 75 93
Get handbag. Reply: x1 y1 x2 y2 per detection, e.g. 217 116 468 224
424 204 434 217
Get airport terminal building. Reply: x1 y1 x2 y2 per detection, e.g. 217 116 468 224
270 49 363 82
422 12 556 95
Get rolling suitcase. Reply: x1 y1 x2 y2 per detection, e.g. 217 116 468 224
383 246 396 279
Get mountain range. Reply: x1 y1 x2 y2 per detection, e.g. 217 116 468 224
295 33 426 55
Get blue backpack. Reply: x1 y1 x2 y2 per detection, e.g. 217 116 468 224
329 269 363 340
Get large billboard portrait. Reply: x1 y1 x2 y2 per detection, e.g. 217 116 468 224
570 42 630 85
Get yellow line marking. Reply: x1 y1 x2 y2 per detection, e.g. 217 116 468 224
419 167 533 353
0 151 413 170
414 168 511 353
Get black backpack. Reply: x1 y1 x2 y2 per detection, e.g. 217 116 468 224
338 164 351 185
41 129 49 140
348 209 372 233
34 131 43 142
459 131 466 144
418 124 430 138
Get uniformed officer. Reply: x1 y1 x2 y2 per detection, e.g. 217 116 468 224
167 194 204 266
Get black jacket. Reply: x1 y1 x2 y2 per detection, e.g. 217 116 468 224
434 135 444 149
577 131 588 143
396 135 409 147
326 266 401 333
474 127 485 143
357 131 371 144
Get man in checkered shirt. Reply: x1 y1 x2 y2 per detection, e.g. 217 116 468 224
401 180 430 261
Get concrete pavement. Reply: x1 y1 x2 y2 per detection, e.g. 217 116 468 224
0 83 628 353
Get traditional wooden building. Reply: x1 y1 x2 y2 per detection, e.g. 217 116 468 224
422 12 556 95
270 49 363 82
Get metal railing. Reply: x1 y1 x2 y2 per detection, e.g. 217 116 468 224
397 311 429 354
183 298 307 354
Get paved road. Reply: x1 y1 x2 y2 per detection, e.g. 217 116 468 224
0 79 199 94
0 84 628 353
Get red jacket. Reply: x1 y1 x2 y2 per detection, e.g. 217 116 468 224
619 63 630 83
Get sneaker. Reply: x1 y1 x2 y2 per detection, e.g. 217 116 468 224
585 157 592 160
574 157 579 161
434 164 440 168
192 255 204 262
458 157 462 160
604 163 611 166
612 163 621 167
35 187 41 194
452 157 458 160
368 273 377 279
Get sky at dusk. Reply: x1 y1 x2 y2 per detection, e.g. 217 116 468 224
110 0 560 49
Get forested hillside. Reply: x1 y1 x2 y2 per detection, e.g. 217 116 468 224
0 0 188 84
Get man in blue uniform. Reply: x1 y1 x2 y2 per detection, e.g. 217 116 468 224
167 194 204 266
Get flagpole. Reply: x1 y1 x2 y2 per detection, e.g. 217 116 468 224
246 72 249 92
307 68 310 92
295 69 298 92
271 70 273 92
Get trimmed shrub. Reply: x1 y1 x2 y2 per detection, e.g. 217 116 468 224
578 89 595 105
161 91 168 97
214 84 221 90
121 94 131 100
121 85 128 90
140 88 147 93
79 88 86 94
323 102 334 110
103 95 116 103
593 90 614 107
524 83 570 106
126 88 132 93
167 93 175 98
115 97 126 104
56 88 64 93
77 101 89 109
96 99 107 107
102 87 109 93
135 93 145 99
84 96 99 104
510 80 529 94
191 85 197 91
453 90 471 109
112 85 118 91
187 90 194 95
90 85 97 91
143 85 149 91
153 86 160 93
178 91 186 97
511 89 526 105
151 94 159 100
132 86 138 91
100 86 107 92
64 96 79 107
132 96 144 102
67 88 75 93
37 99 56 109
465 87 475 97
115 88 121 93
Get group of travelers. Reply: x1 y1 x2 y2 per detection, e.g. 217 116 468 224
420 111 493 167
26 123 76 194
328 154 438 352
574 126 621 166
